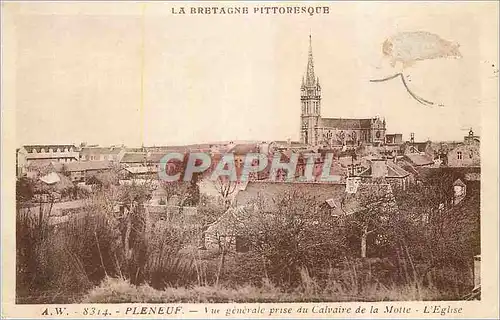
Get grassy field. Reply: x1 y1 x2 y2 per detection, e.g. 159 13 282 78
83 276 446 303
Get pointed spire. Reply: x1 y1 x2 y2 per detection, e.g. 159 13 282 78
305 33 316 87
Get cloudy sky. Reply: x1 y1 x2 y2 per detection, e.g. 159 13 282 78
9 2 499 147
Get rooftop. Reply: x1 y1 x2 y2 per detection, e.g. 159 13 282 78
80 147 123 155
404 153 434 166
22 144 77 153
54 160 111 172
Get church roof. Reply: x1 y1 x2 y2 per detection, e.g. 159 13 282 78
320 118 374 130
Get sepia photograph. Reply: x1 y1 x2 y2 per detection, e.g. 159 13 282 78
1 1 499 318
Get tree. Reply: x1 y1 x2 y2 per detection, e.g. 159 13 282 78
391 170 480 289
16 177 35 202
196 195 227 250
160 179 200 206
233 188 348 286
89 167 120 189
342 185 398 258
105 182 153 285
212 176 238 209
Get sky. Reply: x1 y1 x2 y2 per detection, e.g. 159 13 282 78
9 2 499 147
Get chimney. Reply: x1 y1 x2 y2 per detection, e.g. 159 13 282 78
371 158 388 179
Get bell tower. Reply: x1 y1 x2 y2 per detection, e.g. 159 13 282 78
300 34 321 145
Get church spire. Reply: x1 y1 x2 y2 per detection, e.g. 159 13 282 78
305 34 316 87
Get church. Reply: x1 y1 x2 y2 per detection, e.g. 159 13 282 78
300 36 387 147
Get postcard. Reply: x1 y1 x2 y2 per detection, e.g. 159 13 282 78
1 1 499 319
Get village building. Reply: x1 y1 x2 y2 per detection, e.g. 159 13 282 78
446 130 480 167
25 160 61 179
80 146 125 162
403 140 435 157
358 158 413 190
119 151 179 182
17 144 79 177
120 152 148 167
121 166 158 181
53 160 112 183
385 133 403 145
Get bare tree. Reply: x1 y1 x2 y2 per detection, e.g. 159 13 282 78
212 176 238 209
232 187 347 285
342 184 398 258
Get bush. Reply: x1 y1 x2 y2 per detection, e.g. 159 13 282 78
16 210 95 303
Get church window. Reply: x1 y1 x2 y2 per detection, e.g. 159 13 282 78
457 151 462 160
376 131 381 138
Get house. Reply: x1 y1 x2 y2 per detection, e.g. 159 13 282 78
120 152 148 167
338 156 367 177
25 160 60 179
80 146 125 162
269 140 312 153
358 158 413 190
34 171 75 201
146 152 172 171
226 143 261 169
385 133 403 145
54 160 112 183
403 140 435 157
121 166 158 180
17 144 79 177
447 141 480 167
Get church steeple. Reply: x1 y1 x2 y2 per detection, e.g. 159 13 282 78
305 34 317 87
300 33 321 146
